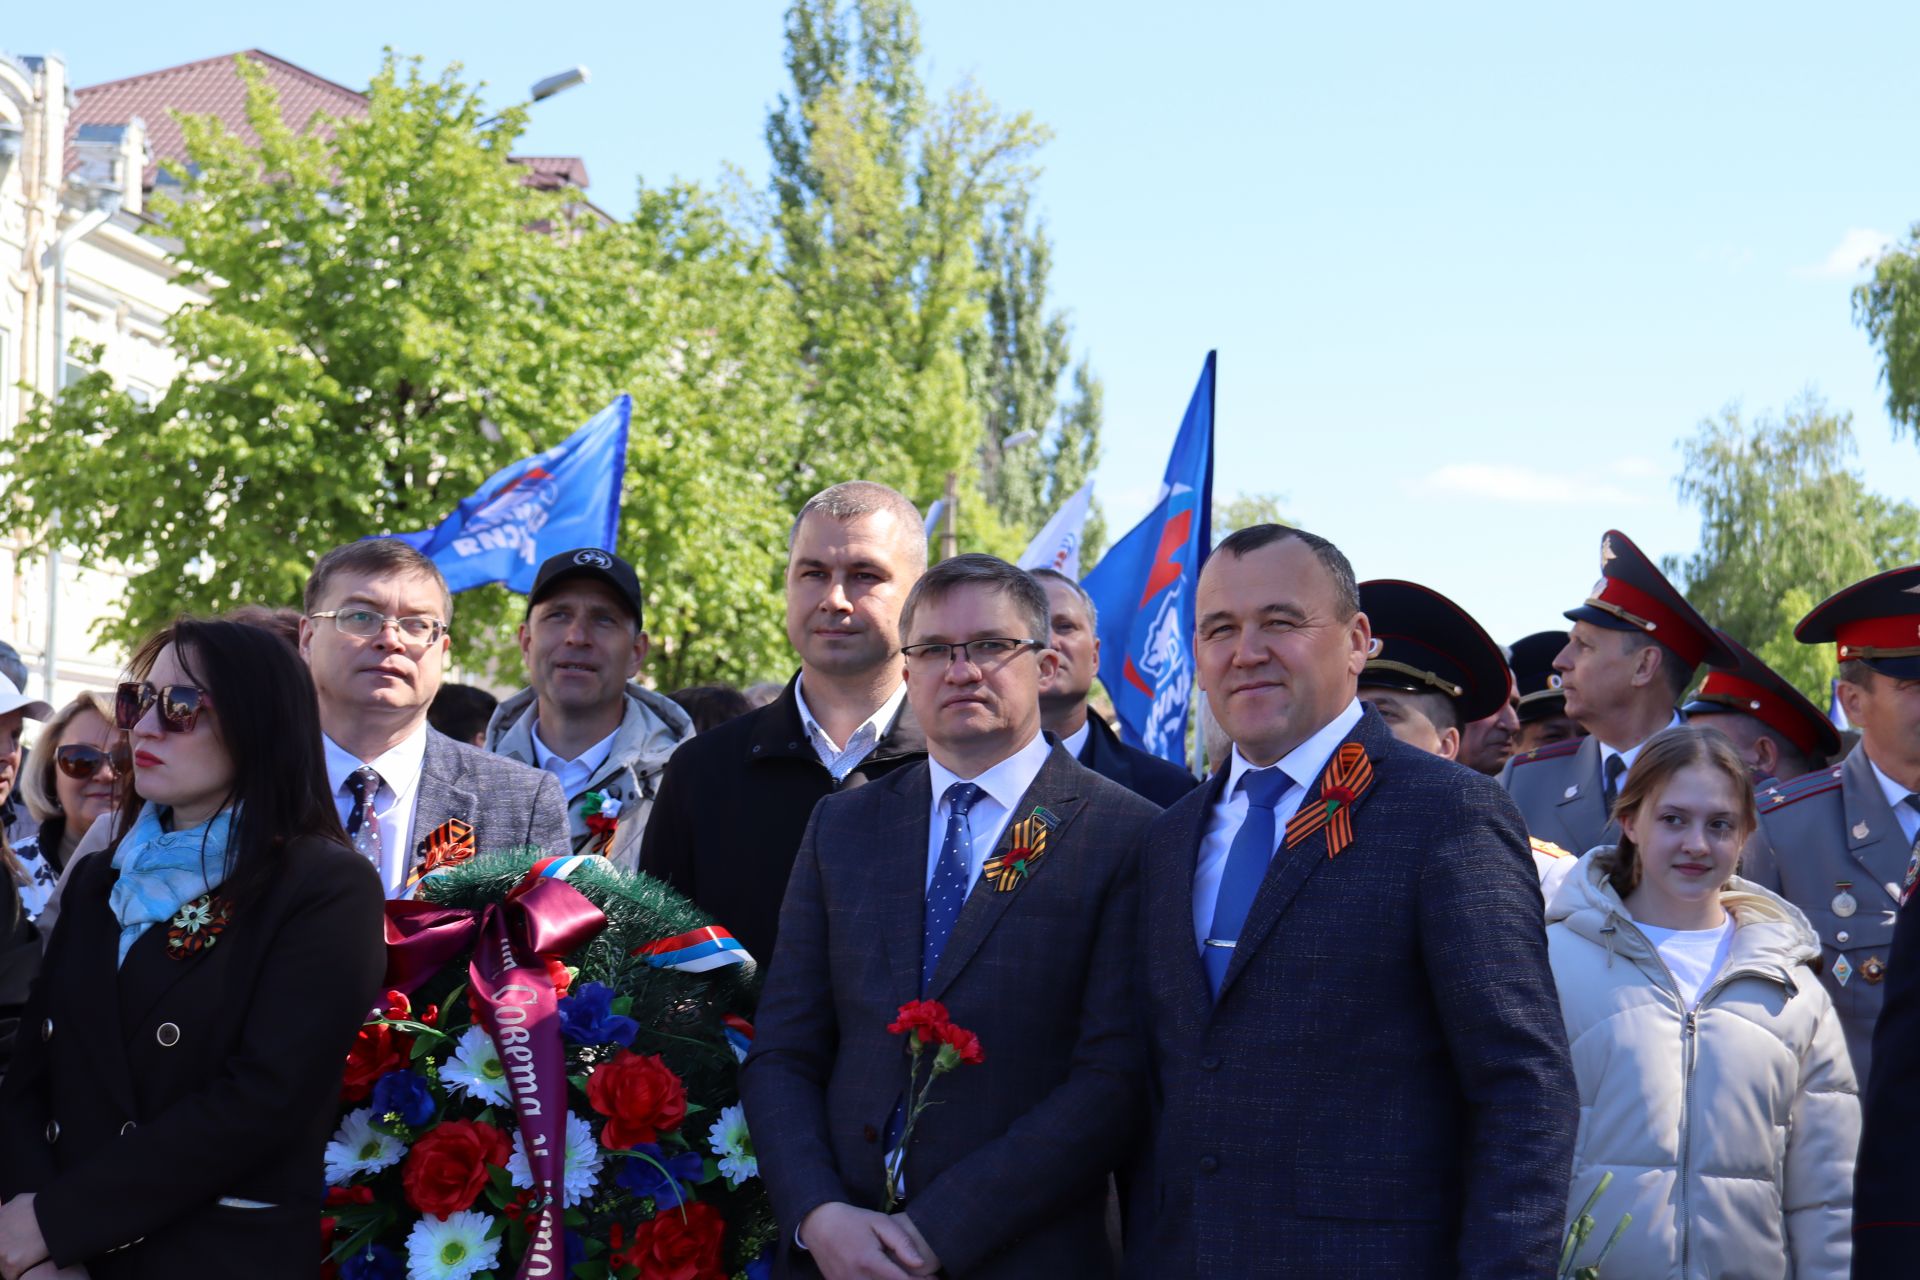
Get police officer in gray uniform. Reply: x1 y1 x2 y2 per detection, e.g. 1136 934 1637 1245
1682 627 1839 789
1742 566 1920 1082
1498 529 1734 856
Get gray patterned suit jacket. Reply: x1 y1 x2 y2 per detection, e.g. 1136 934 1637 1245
741 743 1158 1279
413 729 571 871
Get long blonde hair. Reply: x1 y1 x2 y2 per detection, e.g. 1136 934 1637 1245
1604 726 1758 899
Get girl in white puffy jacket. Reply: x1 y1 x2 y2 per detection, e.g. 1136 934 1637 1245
1547 726 1858 1280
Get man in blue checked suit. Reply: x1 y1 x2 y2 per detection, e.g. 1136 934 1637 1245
1132 525 1577 1278
742 555 1158 1280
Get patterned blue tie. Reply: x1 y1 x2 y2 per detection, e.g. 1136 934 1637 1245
923 782 983 991
1204 767 1293 1000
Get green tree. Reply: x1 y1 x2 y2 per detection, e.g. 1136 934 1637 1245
1855 233 1920 440
1663 394 1920 700
2 54 800 685
765 0 1047 546
1213 492 1289 545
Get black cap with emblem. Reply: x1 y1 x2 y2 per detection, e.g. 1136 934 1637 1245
1795 564 1920 680
527 547 644 626
1509 631 1569 725
1358 579 1511 723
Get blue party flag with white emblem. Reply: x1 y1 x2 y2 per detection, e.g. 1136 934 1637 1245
385 395 630 594
1082 353 1216 764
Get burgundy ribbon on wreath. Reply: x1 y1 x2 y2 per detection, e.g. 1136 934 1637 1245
384 878 607 1280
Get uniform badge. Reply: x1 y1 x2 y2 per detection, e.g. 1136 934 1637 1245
1834 955 1853 986
1285 744 1374 858
1563 785 1579 800
1833 882 1858 918
1863 956 1888 985
1854 821 1872 840
981 806 1057 892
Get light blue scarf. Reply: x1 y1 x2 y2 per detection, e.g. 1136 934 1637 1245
108 803 234 965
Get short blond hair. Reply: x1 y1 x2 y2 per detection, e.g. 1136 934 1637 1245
20 690 117 825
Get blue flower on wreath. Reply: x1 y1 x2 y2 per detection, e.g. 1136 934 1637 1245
369 1070 435 1130
614 1141 704 1205
564 1228 588 1279
339 1242 404 1280
745 1251 773 1280
558 981 639 1049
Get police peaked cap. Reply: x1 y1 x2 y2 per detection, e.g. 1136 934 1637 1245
1507 630 1569 724
1563 529 1734 671
1795 564 1920 681
1683 628 1842 758
1358 579 1512 724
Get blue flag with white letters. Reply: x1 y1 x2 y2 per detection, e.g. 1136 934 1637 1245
385 395 630 593
1082 353 1215 763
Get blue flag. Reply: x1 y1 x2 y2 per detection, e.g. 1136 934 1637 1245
1082 353 1216 763
386 395 631 593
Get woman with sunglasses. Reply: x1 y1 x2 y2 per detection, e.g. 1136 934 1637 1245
12 693 126 920
0 618 385 1280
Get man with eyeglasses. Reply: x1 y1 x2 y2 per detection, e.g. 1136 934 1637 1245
299 539 569 897
483 548 692 872
743 554 1156 1280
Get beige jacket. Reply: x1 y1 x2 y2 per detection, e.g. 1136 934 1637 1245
1546 852 1858 1280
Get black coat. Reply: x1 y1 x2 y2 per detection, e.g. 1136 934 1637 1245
0 834 385 1278
1076 713 1197 809
638 674 925 964
1856 849 1920 1276
0 874 36 1079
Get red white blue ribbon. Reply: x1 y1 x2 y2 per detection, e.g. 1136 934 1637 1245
633 925 753 973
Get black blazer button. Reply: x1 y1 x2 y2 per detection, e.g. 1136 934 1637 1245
863 1125 879 1144
40 1017 51 1042
120 1120 137 1136
1197 1155 1218 1174
45 1120 58 1144
156 1021 181 1048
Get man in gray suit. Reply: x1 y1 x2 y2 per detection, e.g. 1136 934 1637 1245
1499 529 1734 855
1742 566 1920 1080
300 540 569 897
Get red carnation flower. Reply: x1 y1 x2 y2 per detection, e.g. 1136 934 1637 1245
401 1119 511 1220
625 1200 727 1280
340 1022 412 1103
887 998 953 1045
587 1050 688 1149
938 1022 986 1065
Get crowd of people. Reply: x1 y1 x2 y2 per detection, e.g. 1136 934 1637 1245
0 476 1911 1277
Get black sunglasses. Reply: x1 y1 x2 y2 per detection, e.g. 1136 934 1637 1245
115 682 212 734
54 742 132 781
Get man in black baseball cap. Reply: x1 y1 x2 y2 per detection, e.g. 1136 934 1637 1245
483 546 693 870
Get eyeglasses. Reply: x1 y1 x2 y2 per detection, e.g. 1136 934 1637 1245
899 638 1045 668
55 742 132 780
309 609 449 644
115 682 211 734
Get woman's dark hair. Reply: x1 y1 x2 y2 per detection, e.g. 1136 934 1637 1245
667 684 752 735
1603 725 1758 898
116 617 348 904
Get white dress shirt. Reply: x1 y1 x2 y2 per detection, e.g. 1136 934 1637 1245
1869 755 1920 846
324 724 430 899
795 678 908 782
925 730 1055 894
1192 698 1364 954
1060 720 1092 763
532 722 619 800
1600 710 1686 780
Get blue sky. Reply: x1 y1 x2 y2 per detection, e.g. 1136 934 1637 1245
14 2 1920 643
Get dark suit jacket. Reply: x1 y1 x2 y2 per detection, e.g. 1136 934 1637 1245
416 728 571 867
1078 713 1197 809
0 834 385 1278
638 673 925 964
1135 706 1577 1279
1854 806 1920 1277
741 744 1157 1279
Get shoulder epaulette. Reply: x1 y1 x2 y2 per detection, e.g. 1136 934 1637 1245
1530 836 1573 860
1758 764 1844 814
1510 738 1584 767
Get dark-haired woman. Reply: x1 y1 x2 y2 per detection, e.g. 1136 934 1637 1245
1546 726 1856 1279
0 618 385 1279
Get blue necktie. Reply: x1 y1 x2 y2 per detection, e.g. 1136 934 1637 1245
1204 767 1293 1000
923 782 982 991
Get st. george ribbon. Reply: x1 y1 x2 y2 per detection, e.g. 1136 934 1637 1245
384 878 606 1279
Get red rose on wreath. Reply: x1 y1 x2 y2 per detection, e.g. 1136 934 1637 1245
627 1200 727 1280
587 1050 687 1148
402 1119 511 1220
340 1022 412 1102
886 998 952 1045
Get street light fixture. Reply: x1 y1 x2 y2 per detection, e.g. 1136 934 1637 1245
530 67 590 102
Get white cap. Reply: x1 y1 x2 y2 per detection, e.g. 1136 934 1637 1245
0 673 53 721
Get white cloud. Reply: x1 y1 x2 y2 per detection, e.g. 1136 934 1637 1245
1606 455 1664 480
1409 462 1650 507
1796 227 1894 280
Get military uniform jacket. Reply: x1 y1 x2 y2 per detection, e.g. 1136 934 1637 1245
1740 742 1908 1082
1497 733 1621 856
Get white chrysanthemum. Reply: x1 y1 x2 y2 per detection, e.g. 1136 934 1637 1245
404 1208 500 1280
441 1025 511 1107
324 1106 407 1184
707 1102 758 1187
507 1110 603 1207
